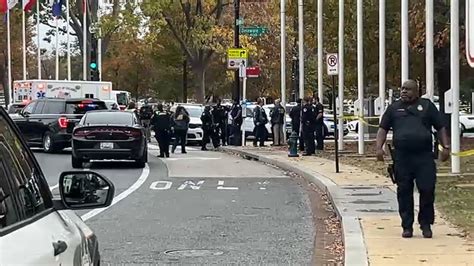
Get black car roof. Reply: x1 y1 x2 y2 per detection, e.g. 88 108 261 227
36 98 104 102
86 110 131 114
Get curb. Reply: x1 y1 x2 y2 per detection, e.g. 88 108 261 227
220 147 368 266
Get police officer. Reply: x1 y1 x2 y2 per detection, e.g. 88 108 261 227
151 103 172 158
229 99 243 146
212 99 227 146
201 105 219 150
289 98 305 151
376 79 450 238
139 100 154 142
301 96 317 156
313 96 325 150
253 97 268 147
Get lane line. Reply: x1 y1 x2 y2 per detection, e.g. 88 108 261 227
81 163 151 221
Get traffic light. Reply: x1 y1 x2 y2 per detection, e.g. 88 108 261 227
90 34 100 81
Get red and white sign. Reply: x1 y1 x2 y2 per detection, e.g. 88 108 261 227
246 67 261 78
467 0 474 67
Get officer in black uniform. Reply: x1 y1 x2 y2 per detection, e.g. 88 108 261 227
289 99 305 151
151 103 172 158
301 96 316 156
253 97 268 147
212 99 227 146
376 79 450 239
201 105 219 150
229 99 243 146
313 95 325 150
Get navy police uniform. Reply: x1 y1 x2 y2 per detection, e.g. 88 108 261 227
151 110 172 157
301 103 316 155
314 102 324 150
380 98 443 231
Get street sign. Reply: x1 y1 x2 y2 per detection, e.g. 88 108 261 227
228 48 248 59
236 18 244 26
239 63 247 78
326 53 339 75
240 26 268 37
246 66 261 78
228 58 247 69
467 0 474 67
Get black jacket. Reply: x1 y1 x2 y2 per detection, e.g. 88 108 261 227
151 111 172 131
270 104 285 125
253 106 268 126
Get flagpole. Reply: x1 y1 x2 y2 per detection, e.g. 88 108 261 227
55 17 59 80
22 10 27 80
83 0 87 81
37 0 41 79
7 10 12 106
66 0 71 80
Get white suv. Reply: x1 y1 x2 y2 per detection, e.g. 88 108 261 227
0 106 114 265
170 104 204 144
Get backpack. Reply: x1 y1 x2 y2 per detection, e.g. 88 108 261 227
140 105 153 119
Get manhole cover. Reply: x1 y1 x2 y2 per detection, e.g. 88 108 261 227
349 193 380 196
342 186 373 190
358 209 396 213
351 199 388 204
164 249 224 257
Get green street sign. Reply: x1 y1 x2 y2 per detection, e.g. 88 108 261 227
236 18 244 26
240 26 268 37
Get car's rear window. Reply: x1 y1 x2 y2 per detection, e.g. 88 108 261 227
84 112 133 125
43 101 65 114
66 100 107 114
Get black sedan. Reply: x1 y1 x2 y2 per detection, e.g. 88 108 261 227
71 110 148 168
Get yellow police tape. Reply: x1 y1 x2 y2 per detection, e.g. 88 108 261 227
438 145 474 157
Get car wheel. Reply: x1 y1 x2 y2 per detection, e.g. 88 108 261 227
71 155 83 168
43 132 59 153
135 148 148 168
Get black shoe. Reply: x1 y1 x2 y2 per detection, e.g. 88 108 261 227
201 147 208 151
182 151 187 154
157 154 164 158
421 225 432 238
165 153 170 158
402 228 413 238
253 143 258 147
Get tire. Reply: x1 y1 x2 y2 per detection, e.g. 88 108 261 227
43 131 60 153
135 147 148 168
71 155 83 168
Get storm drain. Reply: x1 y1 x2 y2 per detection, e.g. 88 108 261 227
164 249 224 257
358 209 396 213
349 193 381 196
341 186 373 190
351 199 388 204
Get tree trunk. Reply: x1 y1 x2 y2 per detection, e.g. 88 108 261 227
435 47 451 133
183 58 188 103
193 65 206 103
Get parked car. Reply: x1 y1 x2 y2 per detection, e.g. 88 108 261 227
170 103 204 144
71 110 147 168
0 105 114 265
460 113 474 136
7 102 27 114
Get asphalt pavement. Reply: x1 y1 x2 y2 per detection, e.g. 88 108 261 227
34 144 315 264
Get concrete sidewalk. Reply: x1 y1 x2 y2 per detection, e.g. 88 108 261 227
220 145 474 266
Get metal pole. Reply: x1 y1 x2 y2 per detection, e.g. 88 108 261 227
357 0 364 155
241 76 247 147
426 0 434 101
22 11 27 80
281 0 287 141
451 0 460 174
379 0 386 115
98 37 102 81
55 17 59 80
83 0 87 81
338 0 344 151
37 0 41 79
298 0 304 98
317 0 323 102
67 0 71 80
7 10 12 105
332 76 339 173
234 0 241 101
401 0 409 83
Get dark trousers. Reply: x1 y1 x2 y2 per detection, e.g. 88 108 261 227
395 152 436 229
303 126 315 154
253 124 266 146
315 123 324 150
293 124 305 151
230 124 242 146
155 130 170 156
202 128 219 148
217 123 226 145
172 129 187 153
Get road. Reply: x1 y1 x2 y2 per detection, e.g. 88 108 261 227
34 145 315 264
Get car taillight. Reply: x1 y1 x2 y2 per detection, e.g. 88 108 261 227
125 129 142 138
73 129 89 137
58 117 68 129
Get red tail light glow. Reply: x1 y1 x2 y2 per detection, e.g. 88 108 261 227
73 129 89 137
58 117 68 129
125 129 142 138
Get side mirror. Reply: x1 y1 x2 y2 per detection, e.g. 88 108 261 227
58 171 114 210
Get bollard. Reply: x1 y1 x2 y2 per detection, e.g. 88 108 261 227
287 131 300 157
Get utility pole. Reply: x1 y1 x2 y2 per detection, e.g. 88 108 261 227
183 56 188 103
234 0 241 101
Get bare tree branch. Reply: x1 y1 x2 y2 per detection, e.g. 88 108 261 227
163 11 194 61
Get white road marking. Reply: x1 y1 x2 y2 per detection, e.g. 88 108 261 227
148 143 199 151
165 158 220 161
149 181 172 190
177 180 204 190
81 163 150 221
49 184 59 192
217 180 238 190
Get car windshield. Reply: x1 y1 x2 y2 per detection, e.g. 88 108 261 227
116 93 128 106
183 107 203 118
66 100 108 114
84 112 133 125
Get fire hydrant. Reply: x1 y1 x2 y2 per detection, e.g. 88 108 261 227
287 131 299 157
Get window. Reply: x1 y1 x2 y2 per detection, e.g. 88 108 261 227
84 112 133 125
22 102 36 114
33 101 45 114
0 114 51 225
0 160 20 229
42 101 65 114
66 101 107 115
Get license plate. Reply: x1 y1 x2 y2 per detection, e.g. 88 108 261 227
100 142 114 149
